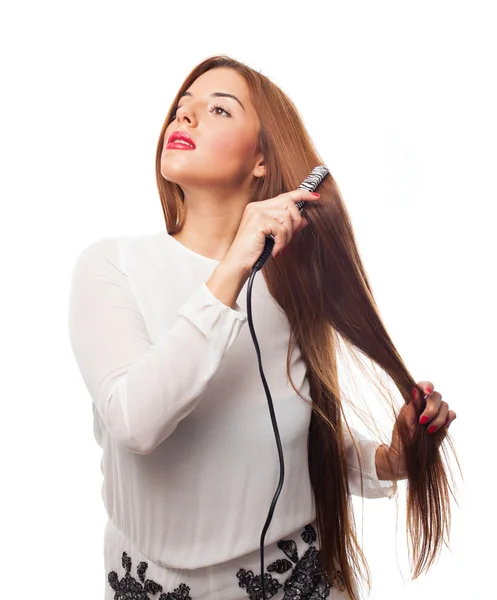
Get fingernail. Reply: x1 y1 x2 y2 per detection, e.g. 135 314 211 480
426 386 433 394
411 387 418 401
427 425 437 435
311 192 320 197
419 416 430 425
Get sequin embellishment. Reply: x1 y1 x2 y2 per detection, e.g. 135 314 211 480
236 523 346 599
107 524 346 599
107 551 192 599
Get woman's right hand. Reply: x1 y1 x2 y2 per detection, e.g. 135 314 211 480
222 189 321 275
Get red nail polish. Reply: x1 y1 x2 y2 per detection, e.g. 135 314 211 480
426 386 433 394
419 416 430 425
427 425 437 435
311 192 320 197
411 387 417 400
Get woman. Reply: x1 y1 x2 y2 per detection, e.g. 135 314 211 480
68 55 458 600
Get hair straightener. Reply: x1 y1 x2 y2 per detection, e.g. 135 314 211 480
247 165 329 599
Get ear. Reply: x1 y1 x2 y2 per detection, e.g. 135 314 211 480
252 154 266 178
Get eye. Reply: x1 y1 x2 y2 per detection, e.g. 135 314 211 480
210 104 231 117
170 103 232 120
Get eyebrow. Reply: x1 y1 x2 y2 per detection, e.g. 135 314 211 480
179 91 246 112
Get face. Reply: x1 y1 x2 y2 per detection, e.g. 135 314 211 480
160 68 265 194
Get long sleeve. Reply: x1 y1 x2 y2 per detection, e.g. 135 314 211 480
344 426 398 499
68 237 247 455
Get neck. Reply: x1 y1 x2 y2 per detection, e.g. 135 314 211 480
172 189 248 262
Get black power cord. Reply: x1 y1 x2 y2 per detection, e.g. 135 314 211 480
246 166 329 599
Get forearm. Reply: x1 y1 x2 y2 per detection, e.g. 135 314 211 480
206 261 250 309
375 444 408 481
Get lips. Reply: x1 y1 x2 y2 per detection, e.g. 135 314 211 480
167 130 196 149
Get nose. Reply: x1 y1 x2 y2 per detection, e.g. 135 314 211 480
176 103 197 127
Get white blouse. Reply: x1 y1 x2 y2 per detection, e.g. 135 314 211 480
68 231 397 570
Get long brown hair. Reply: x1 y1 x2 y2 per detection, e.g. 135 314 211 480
154 55 461 600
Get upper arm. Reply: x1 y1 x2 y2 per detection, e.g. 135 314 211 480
68 236 248 454
68 237 153 446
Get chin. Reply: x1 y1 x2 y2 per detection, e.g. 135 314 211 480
160 161 190 186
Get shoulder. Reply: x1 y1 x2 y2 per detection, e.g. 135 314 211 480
71 235 123 276
71 231 166 279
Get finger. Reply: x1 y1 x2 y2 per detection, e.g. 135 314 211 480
285 201 307 236
287 189 322 204
291 189 319 232
294 216 309 234
426 400 449 434
269 217 292 257
273 201 311 256
444 410 457 427
410 385 423 409
416 381 435 397
419 390 442 425
270 190 318 254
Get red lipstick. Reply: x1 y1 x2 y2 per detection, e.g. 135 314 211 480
166 130 196 150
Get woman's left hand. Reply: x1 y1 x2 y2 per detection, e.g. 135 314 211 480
384 381 457 479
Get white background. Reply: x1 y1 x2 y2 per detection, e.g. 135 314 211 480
1 1 495 598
